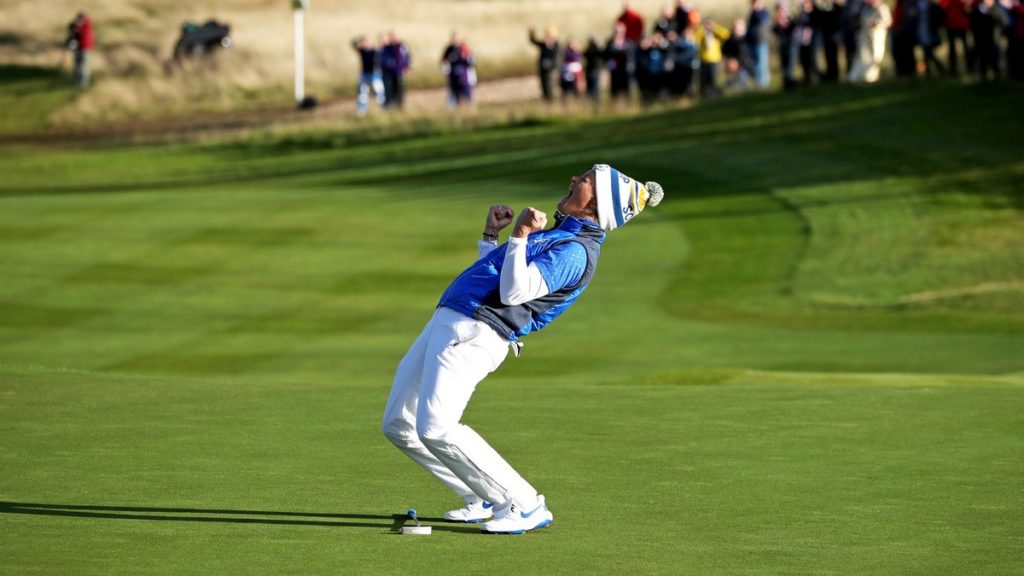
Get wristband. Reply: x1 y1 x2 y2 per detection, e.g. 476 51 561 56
482 231 498 242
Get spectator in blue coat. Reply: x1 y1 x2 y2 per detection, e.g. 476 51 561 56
747 0 773 88
669 29 699 97
636 33 669 103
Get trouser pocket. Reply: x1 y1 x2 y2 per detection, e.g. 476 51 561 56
451 320 507 372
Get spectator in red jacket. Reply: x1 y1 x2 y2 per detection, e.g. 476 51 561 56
941 0 974 74
67 12 94 88
617 1 646 43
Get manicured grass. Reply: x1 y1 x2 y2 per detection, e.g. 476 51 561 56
2 365 1021 575
1 81 1022 574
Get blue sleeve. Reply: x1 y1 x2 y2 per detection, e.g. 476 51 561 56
532 242 588 293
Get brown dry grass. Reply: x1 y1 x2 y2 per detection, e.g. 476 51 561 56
1 0 746 125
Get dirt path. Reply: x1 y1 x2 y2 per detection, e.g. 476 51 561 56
1 76 542 145
320 75 540 114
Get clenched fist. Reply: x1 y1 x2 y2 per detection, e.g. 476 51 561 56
485 205 515 236
512 207 548 239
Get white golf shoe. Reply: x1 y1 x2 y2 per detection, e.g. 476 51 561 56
480 495 553 535
443 500 494 523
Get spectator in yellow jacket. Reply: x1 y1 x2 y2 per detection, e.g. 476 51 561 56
695 19 730 98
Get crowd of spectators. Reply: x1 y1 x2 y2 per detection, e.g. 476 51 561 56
350 0 1024 114
60 1 1024 112
516 0 1024 106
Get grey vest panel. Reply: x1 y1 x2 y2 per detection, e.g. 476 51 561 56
473 227 603 341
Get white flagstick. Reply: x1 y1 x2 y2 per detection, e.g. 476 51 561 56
292 0 307 105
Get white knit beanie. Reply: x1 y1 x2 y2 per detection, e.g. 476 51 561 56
593 164 664 232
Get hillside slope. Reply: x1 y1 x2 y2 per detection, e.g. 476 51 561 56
0 0 744 125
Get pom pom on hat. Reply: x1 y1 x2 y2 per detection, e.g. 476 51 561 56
645 181 664 207
592 164 664 232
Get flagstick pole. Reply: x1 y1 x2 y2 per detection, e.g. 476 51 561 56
293 6 304 105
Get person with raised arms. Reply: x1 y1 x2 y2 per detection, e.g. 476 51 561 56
382 165 664 535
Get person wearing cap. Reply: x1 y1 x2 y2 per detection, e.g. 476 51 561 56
382 165 664 535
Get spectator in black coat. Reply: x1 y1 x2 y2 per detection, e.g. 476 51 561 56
891 0 921 76
723 19 753 89
529 26 561 101
794 0 820 85
675 0 699 33
380 31 411 109
584 36 605 102
774 0 800 89
815 0 843 82
971 0 1008 79
840 0 866 76
655 6 677 36
606 24 634 101
920 0 948 76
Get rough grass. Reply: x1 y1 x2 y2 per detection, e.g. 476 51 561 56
0 81 1022 574
0 65 78 133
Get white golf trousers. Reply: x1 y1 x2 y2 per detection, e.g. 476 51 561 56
382 307 539 507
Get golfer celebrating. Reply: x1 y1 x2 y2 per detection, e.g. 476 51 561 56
382 164 663 534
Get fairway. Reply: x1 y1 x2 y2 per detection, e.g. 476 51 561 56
1 81 1023 575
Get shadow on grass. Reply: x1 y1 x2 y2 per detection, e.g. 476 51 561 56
0 501 478 534
0 64 68 85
